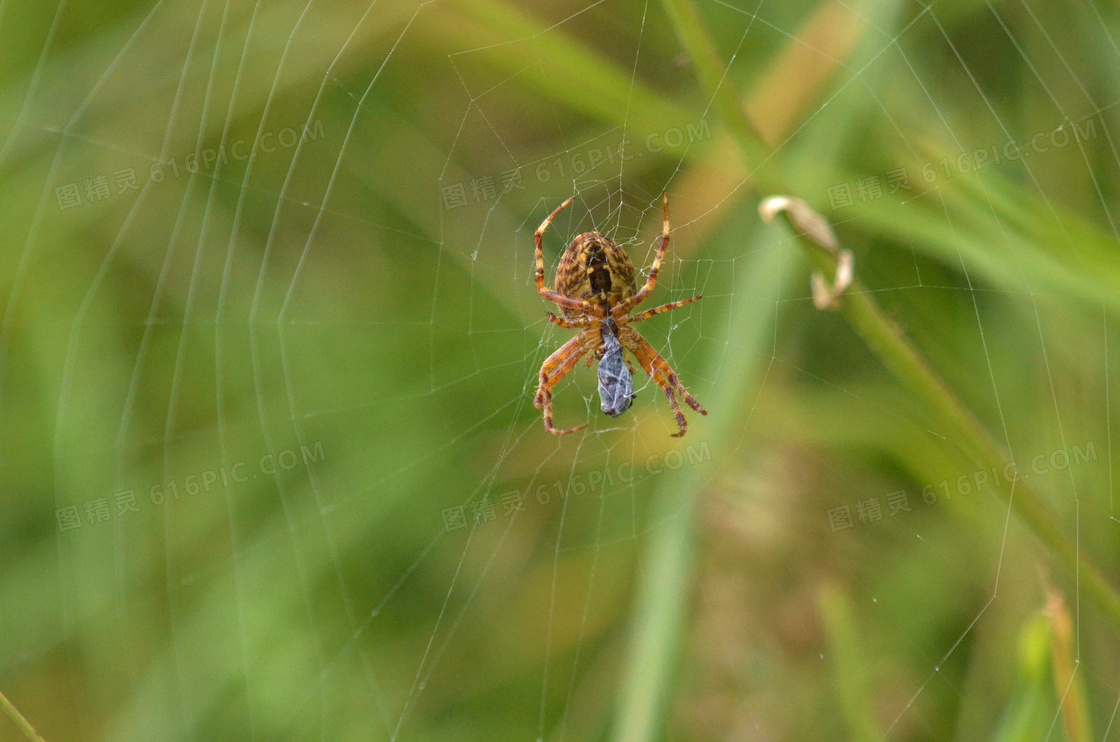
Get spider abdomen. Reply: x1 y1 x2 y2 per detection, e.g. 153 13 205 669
555 232 637 315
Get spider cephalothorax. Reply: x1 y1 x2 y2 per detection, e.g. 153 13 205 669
531 194 707 437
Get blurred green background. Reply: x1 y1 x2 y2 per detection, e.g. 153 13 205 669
2 0 1120 739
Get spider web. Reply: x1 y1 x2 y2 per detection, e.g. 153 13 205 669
2 0 1119 739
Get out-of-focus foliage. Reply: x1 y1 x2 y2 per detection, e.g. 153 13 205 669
1 0 1118 740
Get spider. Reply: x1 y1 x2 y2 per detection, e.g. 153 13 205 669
532 193 707 437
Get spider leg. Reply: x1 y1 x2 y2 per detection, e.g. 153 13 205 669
547 312 591 329
661 386 688 438
618 326 706 437
536 197 594 312
614 192 671 315
622 294 702 324
534 331 596 435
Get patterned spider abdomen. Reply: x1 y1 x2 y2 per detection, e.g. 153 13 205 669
554 233 637 316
